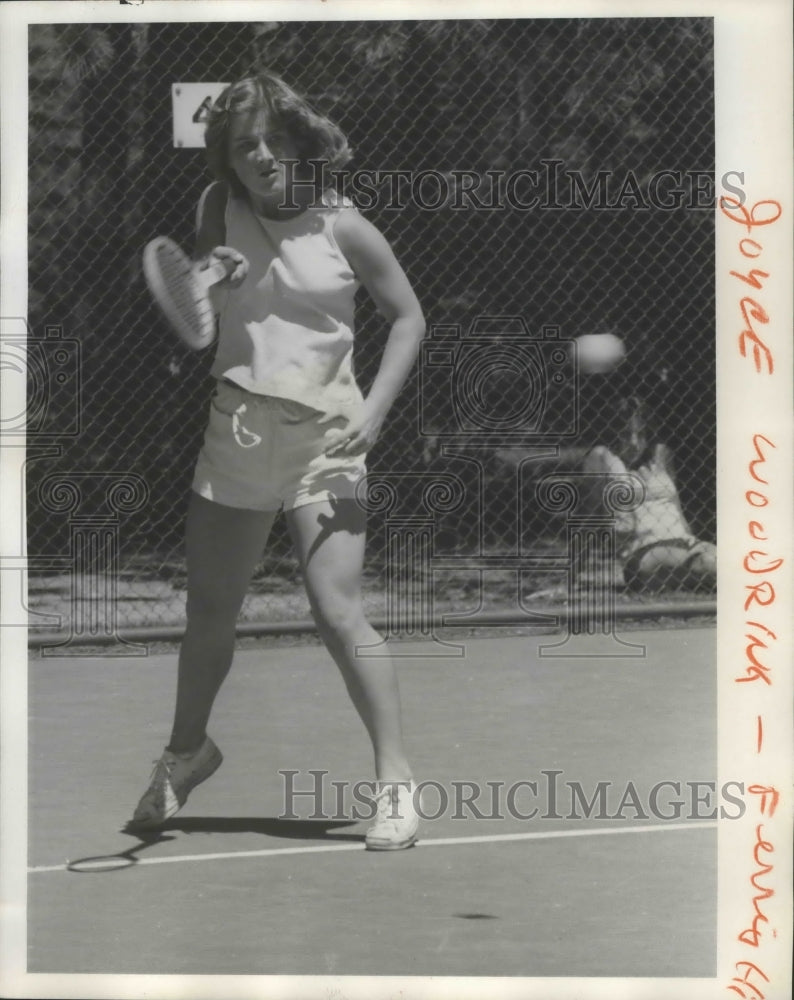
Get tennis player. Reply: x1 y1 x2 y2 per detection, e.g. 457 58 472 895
131 73 425 850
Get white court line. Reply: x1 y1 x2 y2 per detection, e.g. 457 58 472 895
28 820 718 875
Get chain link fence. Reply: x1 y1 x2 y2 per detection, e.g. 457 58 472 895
25 17 716 642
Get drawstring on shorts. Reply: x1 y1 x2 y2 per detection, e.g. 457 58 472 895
232 403 263 448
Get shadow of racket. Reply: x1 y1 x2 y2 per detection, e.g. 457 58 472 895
66 832 176 874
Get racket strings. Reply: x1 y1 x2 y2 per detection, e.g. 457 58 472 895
143 236 217 350
156 247 208 328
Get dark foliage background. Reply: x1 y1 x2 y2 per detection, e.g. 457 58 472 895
27 18 715 623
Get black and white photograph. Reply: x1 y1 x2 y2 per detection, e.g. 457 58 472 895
1 1 791 998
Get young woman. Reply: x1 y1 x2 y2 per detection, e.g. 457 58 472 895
131 73 425 850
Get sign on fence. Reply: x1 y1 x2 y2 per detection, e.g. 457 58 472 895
171 82 228 148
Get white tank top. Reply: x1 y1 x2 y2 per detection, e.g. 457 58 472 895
209 187 363 416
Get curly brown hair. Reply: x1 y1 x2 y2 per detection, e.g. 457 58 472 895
204 73 353 197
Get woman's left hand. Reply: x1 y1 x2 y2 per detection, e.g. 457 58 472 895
321 400 385 457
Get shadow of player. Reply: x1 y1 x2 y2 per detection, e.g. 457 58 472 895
127 816 362 841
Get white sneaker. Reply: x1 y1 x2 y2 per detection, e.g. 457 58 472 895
365 781 419 851
130 736 223 829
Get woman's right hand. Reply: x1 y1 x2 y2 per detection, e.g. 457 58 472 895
204 246 249 288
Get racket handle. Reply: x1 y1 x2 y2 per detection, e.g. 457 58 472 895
196 255 238 290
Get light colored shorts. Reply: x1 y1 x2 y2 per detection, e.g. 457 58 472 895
192 381 366 512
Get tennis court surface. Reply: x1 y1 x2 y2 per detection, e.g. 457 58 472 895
29 626 716 977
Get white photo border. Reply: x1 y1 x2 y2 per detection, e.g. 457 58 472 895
2 2 792 998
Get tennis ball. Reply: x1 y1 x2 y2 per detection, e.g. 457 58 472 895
574 333 626 374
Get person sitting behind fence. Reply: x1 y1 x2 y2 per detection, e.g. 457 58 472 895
581 402 716 594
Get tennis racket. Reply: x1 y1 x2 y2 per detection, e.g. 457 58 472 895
142 236 234 351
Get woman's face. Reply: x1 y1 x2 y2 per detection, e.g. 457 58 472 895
227 110 303 212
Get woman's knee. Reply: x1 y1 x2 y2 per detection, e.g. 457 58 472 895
186 582 246 624
582 445 623 474
310 589 366 641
